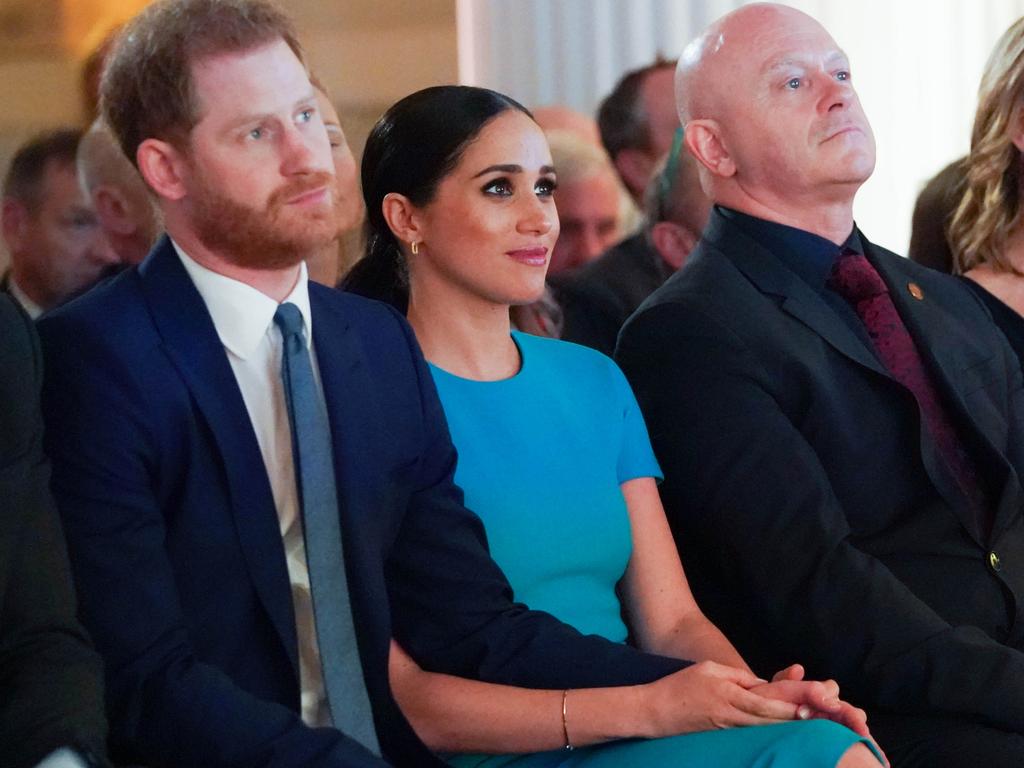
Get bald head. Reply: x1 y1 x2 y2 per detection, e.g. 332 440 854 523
676 4 808 124
676 3 875 240
78 120 144 198
77 119 160 264
532 105 601 146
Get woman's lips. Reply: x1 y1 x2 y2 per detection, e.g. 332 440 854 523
506 247 549 266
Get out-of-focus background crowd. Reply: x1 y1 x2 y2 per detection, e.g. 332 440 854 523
1 0 1023 278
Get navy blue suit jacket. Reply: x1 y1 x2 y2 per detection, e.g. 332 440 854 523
38 237 684 768
617 208 1024 732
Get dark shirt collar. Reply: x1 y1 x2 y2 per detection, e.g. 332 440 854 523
718 206 863 292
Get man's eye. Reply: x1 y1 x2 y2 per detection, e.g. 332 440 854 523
298 109 314 123
786 77 801 90
326 129 345 149
66 214 96 229
836 70 850 82
483 178 513 196
248 127 263 140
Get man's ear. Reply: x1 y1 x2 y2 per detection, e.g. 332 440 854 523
381 192 423 253
0 198 28 252
685 120 736 178
93 186 135 236
613 148 656 199
651 221 700 271
136 138 188 202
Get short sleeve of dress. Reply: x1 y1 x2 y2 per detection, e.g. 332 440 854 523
606 356 663 483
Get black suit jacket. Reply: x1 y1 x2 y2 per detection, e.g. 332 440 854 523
552 232 673 356
38 237 684 768
616 208 1024 732
0 294 108 768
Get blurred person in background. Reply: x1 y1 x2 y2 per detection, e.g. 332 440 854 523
597 57 679 206
1 129 118 318
309 77 364 287
532 105 602 146
546 130 628 275
949 17 1024 364
907 158 964 274
0 293 110 768
555 128 711 355
80 26 122 121
77 119 161 266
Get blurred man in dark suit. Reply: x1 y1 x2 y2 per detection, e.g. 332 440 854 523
0 293 108 768
1 130 118 318
555 130 710 355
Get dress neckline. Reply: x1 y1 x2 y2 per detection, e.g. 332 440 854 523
427 331 528 384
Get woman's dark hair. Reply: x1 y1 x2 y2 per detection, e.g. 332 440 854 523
340 85 532 312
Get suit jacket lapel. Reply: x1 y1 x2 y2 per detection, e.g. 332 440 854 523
869 240 1022 541
704 212 888 378
137 238 300 674
707 213 998 540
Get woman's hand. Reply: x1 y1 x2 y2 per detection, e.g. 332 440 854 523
636 660 800 737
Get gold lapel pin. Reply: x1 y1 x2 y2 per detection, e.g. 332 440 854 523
908 282 924 300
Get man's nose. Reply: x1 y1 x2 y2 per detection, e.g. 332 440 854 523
824 75 853 113
280 123 330 176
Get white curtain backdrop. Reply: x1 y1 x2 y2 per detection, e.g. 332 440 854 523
457 0 1024 254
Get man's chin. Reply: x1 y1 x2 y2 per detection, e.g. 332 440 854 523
190 191 341 272
198 229 336 272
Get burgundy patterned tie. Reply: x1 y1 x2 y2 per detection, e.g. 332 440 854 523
827 250 988 532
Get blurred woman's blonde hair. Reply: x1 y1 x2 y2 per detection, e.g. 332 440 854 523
950 17 1024 274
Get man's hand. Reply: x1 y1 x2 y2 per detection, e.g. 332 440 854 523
751 664 870 738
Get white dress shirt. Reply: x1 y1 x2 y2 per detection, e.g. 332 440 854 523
34 748 87 768
175 241 330 727
8 277 44 319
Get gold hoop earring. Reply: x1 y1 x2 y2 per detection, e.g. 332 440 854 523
411 241 419 255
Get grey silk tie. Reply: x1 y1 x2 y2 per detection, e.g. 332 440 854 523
273 302 380 755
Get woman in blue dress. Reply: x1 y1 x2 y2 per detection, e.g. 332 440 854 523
342 85 885 768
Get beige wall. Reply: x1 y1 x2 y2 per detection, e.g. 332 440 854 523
0 0 457 270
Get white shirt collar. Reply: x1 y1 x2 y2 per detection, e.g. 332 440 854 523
7 277 44 320
172 239 313 360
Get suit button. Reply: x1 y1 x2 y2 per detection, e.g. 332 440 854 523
990 551 1002 572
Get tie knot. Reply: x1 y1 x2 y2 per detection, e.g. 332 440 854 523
827 250 888 304
273 302 305 340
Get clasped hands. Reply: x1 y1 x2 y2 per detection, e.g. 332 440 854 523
640 661 882 755
752 663 867 733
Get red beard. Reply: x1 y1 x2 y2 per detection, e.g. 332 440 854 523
188 167 340 270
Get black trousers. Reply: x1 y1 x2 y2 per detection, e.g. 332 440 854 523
868 710 1024 767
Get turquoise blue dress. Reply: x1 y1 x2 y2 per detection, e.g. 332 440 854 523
431 332 882 768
